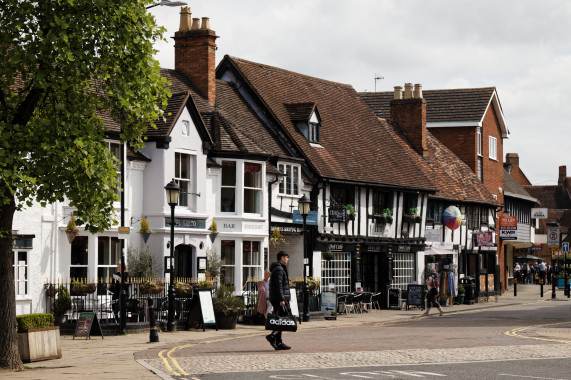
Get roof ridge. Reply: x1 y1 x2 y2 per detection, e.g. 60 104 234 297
227 55 354 90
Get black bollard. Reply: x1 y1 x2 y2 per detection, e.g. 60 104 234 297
148 297 159 343
540 279 543 297
513 278 517 297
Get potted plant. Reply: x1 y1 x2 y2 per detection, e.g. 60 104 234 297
456 284 466 305
174 281 193 296
307 277 320 291
17 313 61 362
195 279 214 290
70 281 97 296
65 215 79 243
139 280 165 295
322 250 334 262
52 285 72 324
139 217 153 244
212 284 245 329
44 283 58 298
269 227 287 248
374 208 393 224
208 219 219 242
403 207 421 223
345 204 356 221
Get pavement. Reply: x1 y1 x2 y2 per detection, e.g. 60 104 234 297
4 283 571 379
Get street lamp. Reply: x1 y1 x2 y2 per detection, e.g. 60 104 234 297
298 194 311 322
165 179 180 332
146 0 187 9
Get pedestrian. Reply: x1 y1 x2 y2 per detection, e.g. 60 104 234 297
266 251 292 350
539 261 546 284
547 263 552 285
529 262 535 285
257 269 273 317
514 263 521 283
108 262 129 322
422 268 444 317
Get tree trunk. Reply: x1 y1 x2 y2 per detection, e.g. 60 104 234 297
0 189 24 370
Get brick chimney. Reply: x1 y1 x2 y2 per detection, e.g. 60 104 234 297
390 83 427 156
173 7 218 105
505 153 519 173
559 165 567 186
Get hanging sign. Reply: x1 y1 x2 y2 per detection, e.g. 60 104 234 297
292 210 319 225
475 231 493 246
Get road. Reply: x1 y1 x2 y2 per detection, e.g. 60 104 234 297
136 297 571 379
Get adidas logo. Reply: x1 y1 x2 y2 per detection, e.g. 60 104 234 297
269 319 296 326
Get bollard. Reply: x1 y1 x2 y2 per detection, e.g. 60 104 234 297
148 297 159 343
567 279 570 298
540 279 543 297
513 278 517 297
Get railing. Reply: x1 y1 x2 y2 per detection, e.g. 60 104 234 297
44 278 196 325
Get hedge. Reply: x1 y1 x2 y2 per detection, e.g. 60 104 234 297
17 313 55 332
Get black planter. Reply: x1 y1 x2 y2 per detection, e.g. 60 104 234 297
215 312 238 329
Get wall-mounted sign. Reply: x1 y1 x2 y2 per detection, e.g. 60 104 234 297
292 210 318 225
271 224 303 234
475 231 493 246
328 208 346 223
425 228 443 243
547 226 560 247
164 217 206 229
531 208 548 219
499 216 517 240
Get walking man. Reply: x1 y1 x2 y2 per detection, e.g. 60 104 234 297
266 251 292 350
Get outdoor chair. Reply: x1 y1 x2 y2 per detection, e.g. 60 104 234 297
337 294 348 314
352 293 363 313
361 292 373 312
344 293 356 314
371 292 382 310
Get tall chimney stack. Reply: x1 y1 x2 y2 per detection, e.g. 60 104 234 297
174 7 218 105
390 82 427 156
559 165 567 186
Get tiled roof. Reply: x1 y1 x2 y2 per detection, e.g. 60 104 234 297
386 120 498 205
503 170 537 203
525 185 571 209
284 102 316 121
359 87 496 123
224 56 436 191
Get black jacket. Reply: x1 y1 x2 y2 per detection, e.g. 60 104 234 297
269 261 290 304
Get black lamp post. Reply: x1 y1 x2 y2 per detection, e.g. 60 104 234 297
146 0 187 9
165 179 180 332
298 194 311 322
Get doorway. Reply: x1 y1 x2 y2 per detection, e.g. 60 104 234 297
174 245 194 279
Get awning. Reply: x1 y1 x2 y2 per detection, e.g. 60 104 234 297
504 241 534 249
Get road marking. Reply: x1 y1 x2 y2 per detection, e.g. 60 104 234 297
499 374 568 380
504 321 571 344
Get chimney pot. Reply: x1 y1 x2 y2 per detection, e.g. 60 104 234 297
191 18 200 30
201 17 211 30
414 84 423 99
404 83 413 99
179 6 191 32
393 86 402 100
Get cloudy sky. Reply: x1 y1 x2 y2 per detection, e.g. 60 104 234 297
150 0 571 186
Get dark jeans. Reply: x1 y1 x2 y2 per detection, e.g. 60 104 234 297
270 301 290 343
426 288 440 309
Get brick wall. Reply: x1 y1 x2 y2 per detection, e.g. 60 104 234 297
174 29 218 105
390 98 427 155
429 127 477 172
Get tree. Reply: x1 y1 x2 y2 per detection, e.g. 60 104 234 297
0 1 170 370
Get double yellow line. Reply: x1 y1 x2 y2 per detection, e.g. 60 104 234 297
504 322 571 344
158 332 267 377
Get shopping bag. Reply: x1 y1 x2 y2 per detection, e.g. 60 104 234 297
265 308 297 332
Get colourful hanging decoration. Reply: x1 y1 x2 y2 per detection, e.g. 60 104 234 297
443 206 462 230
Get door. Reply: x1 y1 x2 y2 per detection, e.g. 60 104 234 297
175 245 193 278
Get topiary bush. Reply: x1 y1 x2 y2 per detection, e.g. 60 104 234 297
17 313 55 332
53 285 72 317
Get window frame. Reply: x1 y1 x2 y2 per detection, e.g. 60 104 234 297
175 152 192 208
243 162 263 214
221 161 237 213
220 240 236 286
97 236 121 282
14 251 29 298
278 163 300 196
242 241 261 283
107 140 122 200
477 126 482 156
489 136 497 160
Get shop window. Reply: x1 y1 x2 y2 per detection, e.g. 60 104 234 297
242 241 261 282
244 162 262 214
70 236 88 280
220 240 235 286
321 252 351 293
392 253 415 291
221 161 236 212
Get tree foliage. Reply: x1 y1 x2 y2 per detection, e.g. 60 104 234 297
0 0 171 369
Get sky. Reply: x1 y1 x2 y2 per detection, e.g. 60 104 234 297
150 0 571 186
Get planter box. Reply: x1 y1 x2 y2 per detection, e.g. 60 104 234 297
18 326 62 363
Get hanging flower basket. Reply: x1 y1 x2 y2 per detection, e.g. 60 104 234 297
209 232 218 242
141 232 151 244
174 283 193 296
44 284 58 298
65 215 79 243
139 281 165 295
66 231 78 244
70 282 97 296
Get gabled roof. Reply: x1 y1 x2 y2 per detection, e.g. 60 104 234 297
359 87 509 138
218 55 436 192
503 170 538 204
284 102 316 121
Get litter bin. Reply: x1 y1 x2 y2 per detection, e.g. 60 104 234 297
459 276 475 305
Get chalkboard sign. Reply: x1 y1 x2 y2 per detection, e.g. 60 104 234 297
388 288 401 309
406 284 425 310
73 312 103 340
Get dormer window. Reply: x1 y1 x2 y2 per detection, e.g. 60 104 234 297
285 102 321 144
308 111 320 143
